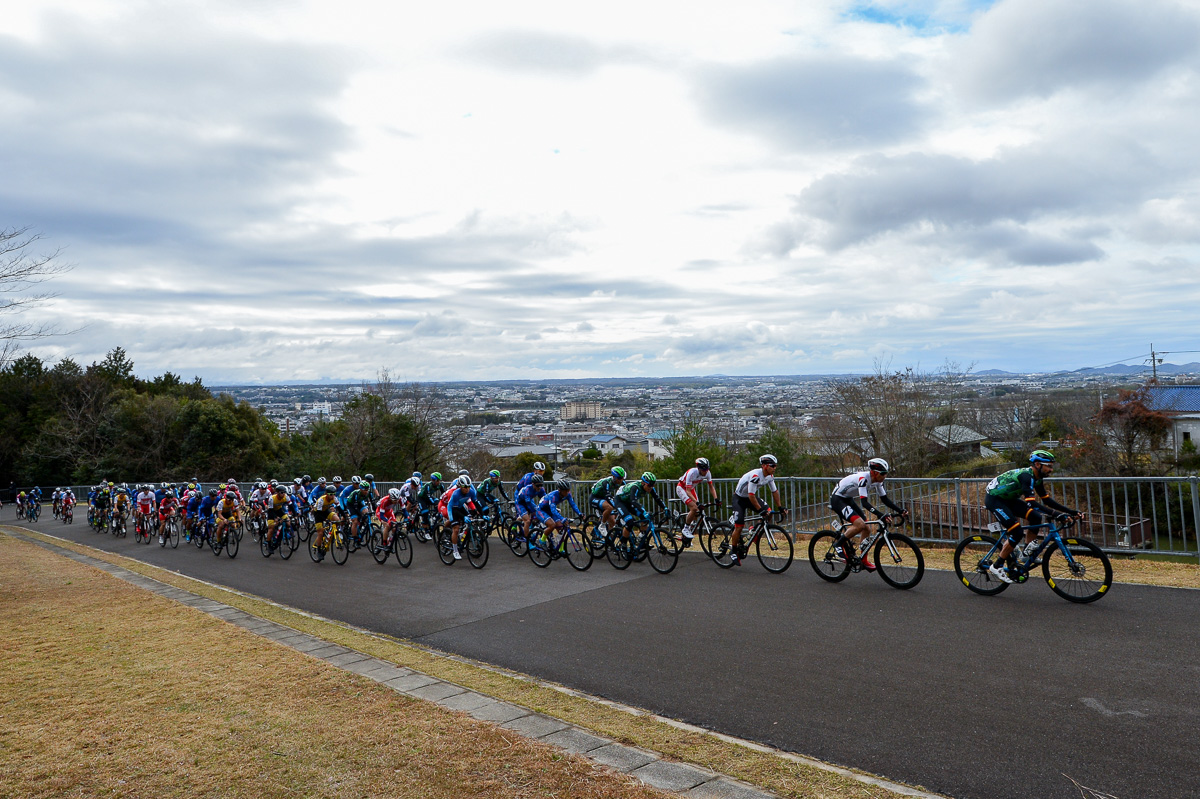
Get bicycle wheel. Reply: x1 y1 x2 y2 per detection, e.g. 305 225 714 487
873 533 924 589
393 529 413 568
507 522 528 558
953 534 1009 596
330 523 348 565
467 529 489 569
308 530 323 562
563 528 593 571
168 520 180 548
436 527 456 565
370 524 390 564
605 529 633 570
755 524 794 573
529 531 553 567
646 530 679 575
226 526 239 558
260 529 274 558
1042 538 1112 603
704 522 736 568
299 514 313 543
808 531 851 582
280 526 296 560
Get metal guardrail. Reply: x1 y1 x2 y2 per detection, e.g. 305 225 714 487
21 475 1200 561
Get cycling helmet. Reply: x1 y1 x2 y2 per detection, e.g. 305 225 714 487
430 472 442 481
456 475 472 488
274 485 286 494
269 479 278 487
224 491 237 500
409 476 420 486
695 457 710 471
611 466 626 479
412 471 422 479
317 476 326 483
293 477 302 485
488 469 501 479
1030 449 1056 464
302 474 311 482
759 454 778 467
867 457 889 474
531 474 544 485
324 485 336 494
209 488 218 497
364 473 374 482
227 478 237 486
388 488 401 500
332 475 343 483
533 461 546 472
351 475 361 485
359 480 370 489
557 478 571 492
640 471 657 484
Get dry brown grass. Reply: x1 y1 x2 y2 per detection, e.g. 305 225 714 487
4 527 915 799
0 533 672 799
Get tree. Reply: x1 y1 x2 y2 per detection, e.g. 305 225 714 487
0 227 70 368
1067 384 1172 476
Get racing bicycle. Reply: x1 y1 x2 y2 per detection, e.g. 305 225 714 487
808 515 924 589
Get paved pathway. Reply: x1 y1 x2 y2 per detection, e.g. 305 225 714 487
28 520 1200 799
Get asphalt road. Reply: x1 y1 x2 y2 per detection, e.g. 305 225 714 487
30 517 1200 799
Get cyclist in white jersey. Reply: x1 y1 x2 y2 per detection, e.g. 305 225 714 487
830 458 908 570
730 454 785 566
676 458 719 547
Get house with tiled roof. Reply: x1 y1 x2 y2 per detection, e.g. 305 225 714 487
1144 385 1200 455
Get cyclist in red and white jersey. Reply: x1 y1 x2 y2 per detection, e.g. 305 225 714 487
135 485 157 530
676 458 719 547
157 492 180 544
730 454 785 566
830 458 908 571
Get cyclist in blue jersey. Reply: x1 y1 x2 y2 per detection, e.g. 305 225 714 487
538 478 581 539
445 476 480 561
515 462 546 494
515 475 546 539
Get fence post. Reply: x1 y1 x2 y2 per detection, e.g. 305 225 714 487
954 478 963 539
1190 475 1200 565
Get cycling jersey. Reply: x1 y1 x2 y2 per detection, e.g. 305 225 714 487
986 468 1045 502
515 484 545 515
832 471 892 502
734 468 775 498
477 477 509 503
538 488 580 523
615 481 664 511
590 476 622 499
678 467 713 490
515 471 543 494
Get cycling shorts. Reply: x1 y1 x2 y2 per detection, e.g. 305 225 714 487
589 496 614 512
313 509 333 524
449 506 468 524
675 485 698 505
538 503 565 523
613 499 648 525
830 495 864 524
516 498 538 517
138 502 153 515
267 507 285 521
733 495 754 526
985 494 1039 536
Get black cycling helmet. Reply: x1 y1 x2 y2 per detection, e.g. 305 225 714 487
557 478 571 492
531 474 544 486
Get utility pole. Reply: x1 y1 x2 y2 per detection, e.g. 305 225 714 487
1145 344 1163 382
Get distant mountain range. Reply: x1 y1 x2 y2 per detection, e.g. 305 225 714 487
976 362 1200 377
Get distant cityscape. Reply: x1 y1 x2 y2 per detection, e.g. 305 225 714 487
211 363 1200 465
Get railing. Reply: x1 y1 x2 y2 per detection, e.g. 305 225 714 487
22 476 1200 561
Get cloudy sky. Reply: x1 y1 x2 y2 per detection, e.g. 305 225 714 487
4 0 1200 382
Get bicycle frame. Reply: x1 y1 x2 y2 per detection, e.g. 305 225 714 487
980 518 1078 576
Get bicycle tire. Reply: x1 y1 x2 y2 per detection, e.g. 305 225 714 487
605 529 633 570
529 531 553 567
873 533 924 589
393 529 412 568
756 524 794 573
646 530 679 574
308 530 323 562
953 534 1009 596
1042 537 1112 603
168 520 180 548
507 522 528 558
808 531 851 582
329 524 348 565
467 529 489 569
260 530 274 558
704 522 736 568
280 526 296 560
436 527 456 565
299 514 313 543
226 526 239 558
370 525 390 564
563 527 593 571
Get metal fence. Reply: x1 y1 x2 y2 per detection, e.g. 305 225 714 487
18 476 1200 561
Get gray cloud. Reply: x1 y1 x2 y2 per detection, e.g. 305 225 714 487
695 56 928 149
461 30 653 75
954 0 1200 102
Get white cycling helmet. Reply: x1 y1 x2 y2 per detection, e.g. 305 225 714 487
867 457 890 474
533 461 546 471
388 487 402 500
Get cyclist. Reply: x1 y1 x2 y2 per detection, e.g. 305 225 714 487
476 469 510 526
61 488 76 521
444 475 480 561
417 473 444 536
307 476 328 505
398 475 421 521
830 458 908 571
984 450 1082 584
611 472 667 541
515 461 546 494
52 488 62 519
213 491 241 547
589 467 626 542
376 487 406 545
345 480 374 544
537 478 581 542
514 474 546 540
676 458 720 547
15 490 26 519
729 455 785 566
266 484 295 546
157 490 181 544
112 486 132 532
134 485 156 534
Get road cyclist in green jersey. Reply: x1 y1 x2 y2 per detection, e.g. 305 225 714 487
984 449 1082 584
589 466 627 544
611 471 667 542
